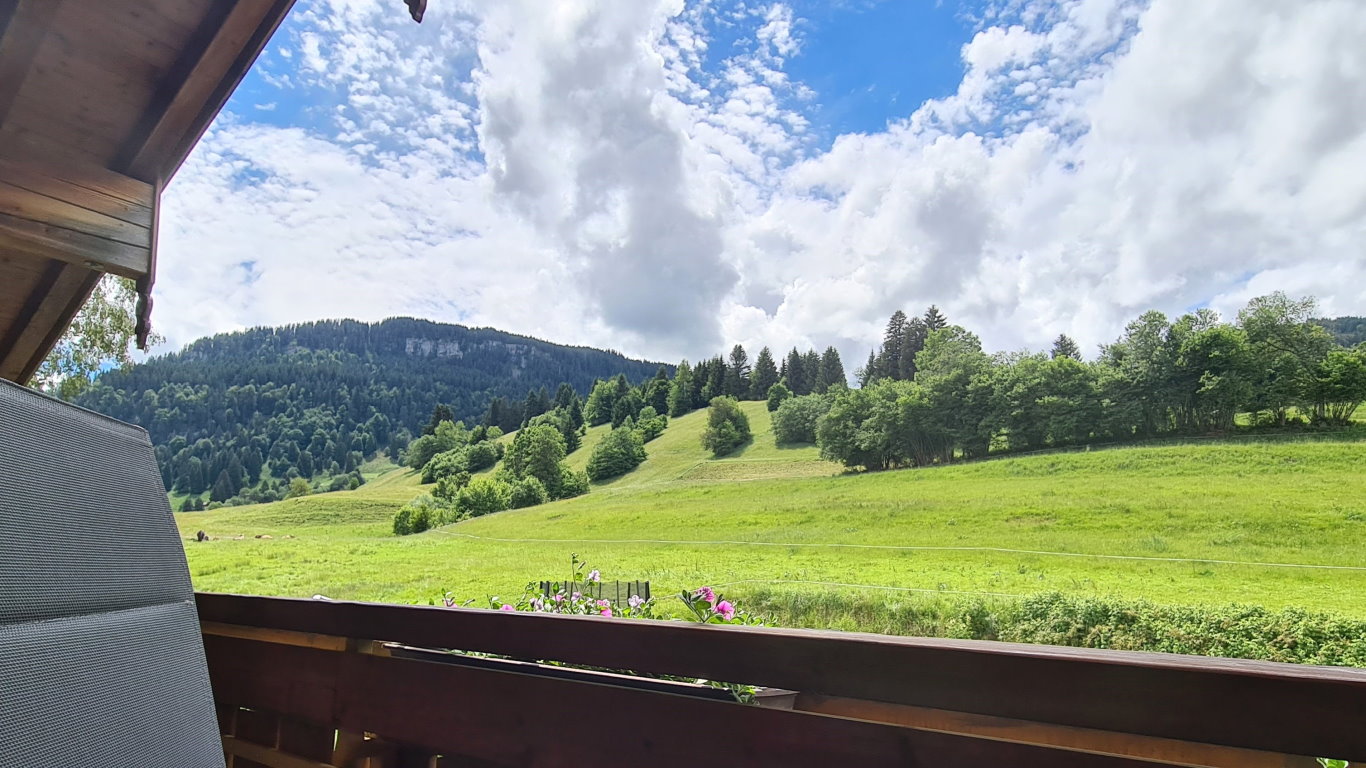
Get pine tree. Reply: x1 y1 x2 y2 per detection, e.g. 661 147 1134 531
423 404 455 435
857 350 877 388
898 317 928 380
554 382 578 410
818 346 846 392
801 350 821 393
703 356 726 402
668 360 694 417
923 305 948 332
725 344 751 398
209 469 234 503
876 311 908 381
784 348 807 396
1051 334 1082 361
187 456 206 495
750 347 780 400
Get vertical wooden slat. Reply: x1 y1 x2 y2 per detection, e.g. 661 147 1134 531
234 708 282 768
277 718 336 764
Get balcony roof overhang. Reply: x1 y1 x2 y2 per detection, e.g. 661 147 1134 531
0 0 297 383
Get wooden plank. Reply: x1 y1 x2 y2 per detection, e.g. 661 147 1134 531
118 0 296 182
0 180 149 246
202 620 350 653
277 718 338 764
0 158 153 226
793 694 1317 768
205 634 1156 768
0 153 156 207
196 593 1366 762
223 737 338 768
236 707 283 768
0 0 63 126
0 260 99 383
0 210 150 278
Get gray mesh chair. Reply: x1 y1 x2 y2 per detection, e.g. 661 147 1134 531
0 379 224 767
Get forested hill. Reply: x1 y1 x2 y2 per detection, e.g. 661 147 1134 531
75 318 664 502
1317 316 1366 347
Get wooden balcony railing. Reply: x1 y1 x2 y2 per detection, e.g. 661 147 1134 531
197 593 1366 768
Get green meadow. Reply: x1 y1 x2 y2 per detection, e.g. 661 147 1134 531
178 402 1366 622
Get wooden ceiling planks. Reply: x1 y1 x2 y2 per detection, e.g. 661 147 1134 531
0 0 300 384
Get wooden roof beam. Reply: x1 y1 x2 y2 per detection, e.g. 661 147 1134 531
115 0 297 183
0 0 64 127
0 156 154 280
0 260 101 383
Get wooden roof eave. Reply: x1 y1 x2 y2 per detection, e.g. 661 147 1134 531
0 0 298 384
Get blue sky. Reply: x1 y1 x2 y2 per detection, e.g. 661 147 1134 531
154 0 1366 363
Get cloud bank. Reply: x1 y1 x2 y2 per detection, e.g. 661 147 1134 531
158 0 1366 366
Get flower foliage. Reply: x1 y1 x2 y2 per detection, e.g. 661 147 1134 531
436 556 765 702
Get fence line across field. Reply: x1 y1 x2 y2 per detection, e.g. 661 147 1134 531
428 530 1366 572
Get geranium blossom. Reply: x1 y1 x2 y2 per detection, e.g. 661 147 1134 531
499 604 515 612
600 607 613 617
628 595 644 609
587 569 601 583
695 586 716 605
715 600 735 621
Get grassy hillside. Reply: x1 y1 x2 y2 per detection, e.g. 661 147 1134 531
178 402 1366 619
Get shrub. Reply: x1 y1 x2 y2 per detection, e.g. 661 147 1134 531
559 467 590 498
432 471 472 504
586 426 647 481
766 382 792 412
421 447 469 484
701 396 751 457
406 420 468 469
284 477 313 498
635 406 667 443
456 476 512 517
509 476 549 509
393 493 453 535
772 393 832 445
506 424 568 497
464 440 501 471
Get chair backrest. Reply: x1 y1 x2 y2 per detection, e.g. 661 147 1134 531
0 379 223 768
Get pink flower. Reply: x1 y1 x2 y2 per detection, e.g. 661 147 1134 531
628 595 644 609
694 586 716 605
572 591 582 601
499 604 515 612
596 599 611 610
714 600 735 620
587 569 601 583
600 608 613 617
553 593 566 603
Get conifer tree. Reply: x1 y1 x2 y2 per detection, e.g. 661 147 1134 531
750 347 780 400
668 360 694 417
899 317 928 380
818 346 846 391
923 305 948 332
801 350 821 393
1051 334 1082 361
725 345 751 398
876 311 908 381
784 348 807 395
423 404 455 435
858 350 877 387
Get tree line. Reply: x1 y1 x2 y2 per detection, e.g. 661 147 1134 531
775 294 1366 472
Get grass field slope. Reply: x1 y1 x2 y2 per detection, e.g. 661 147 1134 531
179 402 1366 625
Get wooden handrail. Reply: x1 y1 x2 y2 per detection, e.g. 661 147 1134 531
197 592 1366 763
206 633 1156 767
